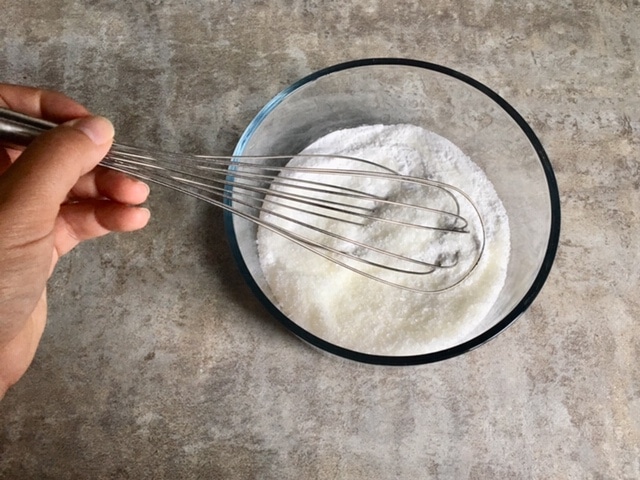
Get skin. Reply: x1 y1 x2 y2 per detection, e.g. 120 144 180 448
0 84 150 399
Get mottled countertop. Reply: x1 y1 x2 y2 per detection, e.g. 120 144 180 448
1 1 639 479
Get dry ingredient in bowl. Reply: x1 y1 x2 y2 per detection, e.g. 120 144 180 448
257 124 510 356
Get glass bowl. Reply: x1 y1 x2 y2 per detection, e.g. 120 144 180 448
223 58 560 365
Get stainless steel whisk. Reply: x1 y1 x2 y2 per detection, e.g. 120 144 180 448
0 107 485 292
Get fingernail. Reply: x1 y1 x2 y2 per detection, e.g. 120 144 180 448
65 116 115 145
139 181 151 196
140 207 151 221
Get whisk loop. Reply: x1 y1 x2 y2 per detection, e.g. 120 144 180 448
0 107 485 292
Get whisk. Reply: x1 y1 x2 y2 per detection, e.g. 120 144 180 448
0 107 485 292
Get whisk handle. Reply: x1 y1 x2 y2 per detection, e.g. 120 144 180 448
0 107 57 149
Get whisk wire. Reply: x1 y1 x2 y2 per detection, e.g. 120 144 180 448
109 153 451 275
0 106 485 293
108 146 472 232
98 144 485 291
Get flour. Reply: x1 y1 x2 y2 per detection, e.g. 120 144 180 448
257 124 510 356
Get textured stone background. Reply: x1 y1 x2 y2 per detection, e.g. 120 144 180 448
1 1 639 479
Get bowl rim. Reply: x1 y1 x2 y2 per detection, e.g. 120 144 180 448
223 57 561 366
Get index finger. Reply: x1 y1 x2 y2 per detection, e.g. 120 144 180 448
0 84 91 171
0 83 89 123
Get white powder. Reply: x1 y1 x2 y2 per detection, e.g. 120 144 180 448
257 124 510 356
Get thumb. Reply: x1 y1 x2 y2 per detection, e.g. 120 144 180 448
0 116 114 236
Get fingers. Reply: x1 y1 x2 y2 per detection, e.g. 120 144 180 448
0 116 114 234
54 201 150 257
0 84 91 176
0 85 153 268
69 168 150 205
0 84 89 122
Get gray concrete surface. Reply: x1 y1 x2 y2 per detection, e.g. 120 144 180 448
1 1 639 478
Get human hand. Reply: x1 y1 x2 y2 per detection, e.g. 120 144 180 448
0 84 150 398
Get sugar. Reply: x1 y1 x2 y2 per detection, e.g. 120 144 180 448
257 124 510 356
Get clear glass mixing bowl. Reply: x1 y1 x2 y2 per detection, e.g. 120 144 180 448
223 58 560 365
